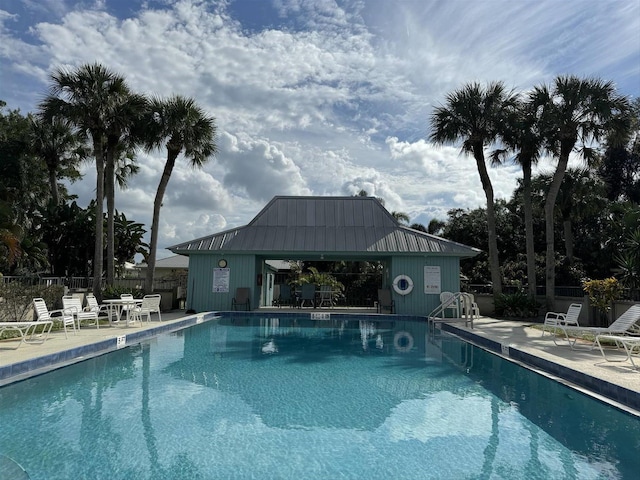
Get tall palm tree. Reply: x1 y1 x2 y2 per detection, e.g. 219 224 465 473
143 95 217 292
29 115 87 205
40 63 133 299
430 82 518 296
490 98 544 297
103 92 148 286
532 76 628 309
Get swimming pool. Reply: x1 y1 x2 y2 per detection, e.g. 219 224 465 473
0 314 638 479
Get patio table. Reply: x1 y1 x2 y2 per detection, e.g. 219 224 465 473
102 298 143 327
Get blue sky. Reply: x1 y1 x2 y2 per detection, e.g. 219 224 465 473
1 0 638 259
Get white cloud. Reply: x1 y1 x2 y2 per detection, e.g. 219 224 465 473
1 0 638 258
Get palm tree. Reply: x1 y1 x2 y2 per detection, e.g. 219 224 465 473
555 168 607 265
430 82 518 296
532 76 628 309
391 211 410 225
29 115 87 205
41 63 133 299
427 219 445 235
143 95 217 292
103 92 148 286
490 98 544 297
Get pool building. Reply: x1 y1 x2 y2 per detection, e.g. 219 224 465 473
168 196 480 315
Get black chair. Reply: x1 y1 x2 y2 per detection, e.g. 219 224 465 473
232 288 251 311
377 289 395 314
275 284 293 307
299 284 316 308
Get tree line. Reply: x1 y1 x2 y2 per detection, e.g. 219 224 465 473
1 69 638 308
0 63 217 300
428 77 639 308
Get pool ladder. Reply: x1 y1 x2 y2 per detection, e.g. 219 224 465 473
427 292 476 330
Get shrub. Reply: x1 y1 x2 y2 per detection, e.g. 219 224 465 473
582 277 623 313
494 291 540 318
102 285 144 299
0 283 64 322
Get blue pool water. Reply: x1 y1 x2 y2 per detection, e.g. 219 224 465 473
1 315 639 479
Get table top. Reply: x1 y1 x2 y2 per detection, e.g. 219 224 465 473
103 298 142 304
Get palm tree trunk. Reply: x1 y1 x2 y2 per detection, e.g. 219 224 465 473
563 218 574 264
92 135 106 300
522 160 536 297
473 144 503 296
146 151 179 293
47 162 59 205
544 148 571 309
105 144 116 286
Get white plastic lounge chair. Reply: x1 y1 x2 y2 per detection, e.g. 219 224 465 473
33 297 76 338
595 334 640 369
557 304 640 350
439 292 460 318
62 295 99 329
133 294 162 322
542 303 582 340
0 320 53 348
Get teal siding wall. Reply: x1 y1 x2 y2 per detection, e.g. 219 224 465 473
186 254 258 312
388 256 460 315
186 253 461 316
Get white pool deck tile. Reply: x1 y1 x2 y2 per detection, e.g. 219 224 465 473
1 311 638 414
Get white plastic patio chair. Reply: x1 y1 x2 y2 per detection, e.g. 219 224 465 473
119 294 138 325
85 293 111 323
133 294 162 323
439 292 460 318
542 303 582 339
33 297 76 339
461 293 480 319
318 286 333 308
62 295 99 329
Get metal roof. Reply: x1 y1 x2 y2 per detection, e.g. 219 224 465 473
168 196 480 257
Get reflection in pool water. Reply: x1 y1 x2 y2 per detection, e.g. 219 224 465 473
0 315 638 479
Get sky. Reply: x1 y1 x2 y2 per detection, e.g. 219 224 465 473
1 0 639 260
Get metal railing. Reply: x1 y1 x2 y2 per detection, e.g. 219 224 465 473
0 276 183 292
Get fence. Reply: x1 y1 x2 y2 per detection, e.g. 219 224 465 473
0 276 183 293
468 284 639 301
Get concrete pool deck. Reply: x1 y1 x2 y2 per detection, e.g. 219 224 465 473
1 310 638 414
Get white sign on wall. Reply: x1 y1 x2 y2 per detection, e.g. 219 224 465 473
424 266 441 294
212 268 230 293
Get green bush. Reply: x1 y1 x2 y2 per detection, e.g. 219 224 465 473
102 285 144 299
494 291 540 318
